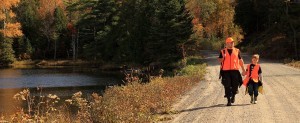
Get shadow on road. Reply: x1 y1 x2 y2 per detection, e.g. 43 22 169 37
177 103 251 113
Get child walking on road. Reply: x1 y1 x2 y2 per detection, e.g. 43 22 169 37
243 54 263 104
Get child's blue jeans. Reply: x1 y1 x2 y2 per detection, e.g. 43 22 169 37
248 80 259 97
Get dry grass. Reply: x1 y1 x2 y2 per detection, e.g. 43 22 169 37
11 60 102 67
88 62 206 122
36 60 93 66
94 75 204 122
286 60 300 69
10 60 123 70
10 60 37 68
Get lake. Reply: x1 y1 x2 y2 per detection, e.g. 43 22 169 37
0 67 122 114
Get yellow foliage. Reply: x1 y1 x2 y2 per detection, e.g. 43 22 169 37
0 0 23 37
0 14 5 20
38 0 65 19
9 11 16 18
0 0 20 9
0 23 23 37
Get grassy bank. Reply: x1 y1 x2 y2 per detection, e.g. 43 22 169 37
12 60 99 67
285 60 300 69
10 60 121 70
2 57 206 122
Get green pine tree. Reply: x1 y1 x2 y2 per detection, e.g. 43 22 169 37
114 0 152 63
76 0 119 60
0 35 16 65
16 0 40 51
54 6 68 59
144 0 193 68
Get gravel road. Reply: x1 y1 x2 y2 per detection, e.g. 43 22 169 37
162 50 300 123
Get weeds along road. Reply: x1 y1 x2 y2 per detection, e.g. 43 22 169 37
162 50 300 123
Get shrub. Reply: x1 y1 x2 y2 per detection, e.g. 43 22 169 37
178 64 207 76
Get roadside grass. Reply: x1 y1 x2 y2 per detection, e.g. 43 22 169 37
285 60 300 69
3 56 206 122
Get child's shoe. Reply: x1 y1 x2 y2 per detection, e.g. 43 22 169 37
254 96 258 104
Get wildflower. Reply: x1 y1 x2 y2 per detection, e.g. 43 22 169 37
48 94 58 99
13 93 20 99
21 95 26 100
73 91 82 97
65 99 73 104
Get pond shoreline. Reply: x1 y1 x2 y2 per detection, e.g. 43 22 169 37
10 60 123 71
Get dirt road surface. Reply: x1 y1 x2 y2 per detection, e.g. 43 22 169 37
162 50 300 123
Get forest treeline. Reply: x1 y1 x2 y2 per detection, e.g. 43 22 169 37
0 0 299 67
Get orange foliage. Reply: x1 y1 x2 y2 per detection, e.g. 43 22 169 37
8 11 16 18
186 0 239 38
192 18 199 25
0 0 20 9
38 0 65 19
0 23 23 37
0 14 5 20
0 0 23 37
0 0 20 19
67 23 77 34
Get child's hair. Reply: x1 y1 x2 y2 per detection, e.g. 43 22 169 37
252 54 260 59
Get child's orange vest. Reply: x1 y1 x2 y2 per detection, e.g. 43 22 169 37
243 64 260 86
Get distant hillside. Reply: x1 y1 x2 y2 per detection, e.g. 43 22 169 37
236 1 300 60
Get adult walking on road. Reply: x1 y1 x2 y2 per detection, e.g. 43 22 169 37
218 37 246 106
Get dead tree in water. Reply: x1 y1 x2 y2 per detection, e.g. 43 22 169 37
121 65 164 84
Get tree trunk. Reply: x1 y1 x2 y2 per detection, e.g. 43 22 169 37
76 29 79 59
54 39 56 60
180 44 186 59
72 33 75 61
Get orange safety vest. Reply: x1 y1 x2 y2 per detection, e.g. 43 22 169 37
220 48 240 70
243 64 260 86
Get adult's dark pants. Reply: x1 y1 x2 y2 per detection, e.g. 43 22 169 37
221 70 241 98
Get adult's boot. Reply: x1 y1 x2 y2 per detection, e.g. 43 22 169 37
231 95 235 103
227 97 231 106
250 95 254 104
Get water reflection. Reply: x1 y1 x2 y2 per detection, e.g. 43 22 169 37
0 69 22 114
0 68 120 88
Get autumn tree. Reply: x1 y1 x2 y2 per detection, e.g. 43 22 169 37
38 0 65 58
186 0 243 50
0 0 23 37
0 0 23 65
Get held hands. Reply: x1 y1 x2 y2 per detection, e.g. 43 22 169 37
242 70 246 76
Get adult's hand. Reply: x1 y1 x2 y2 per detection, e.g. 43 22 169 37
242 71 246 76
